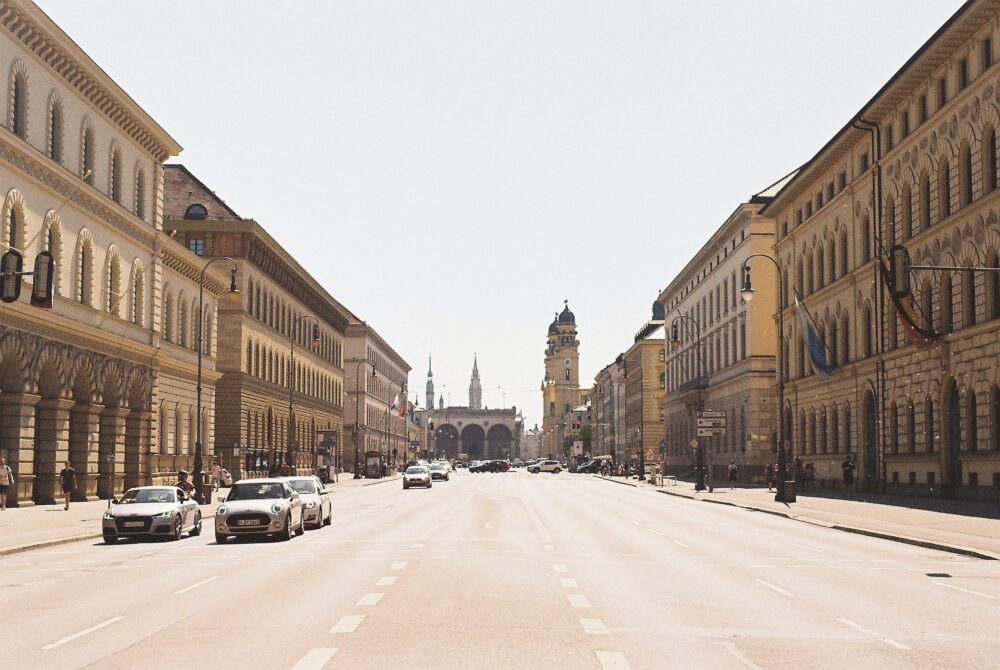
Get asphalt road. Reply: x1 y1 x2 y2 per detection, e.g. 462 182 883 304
1 471 997 669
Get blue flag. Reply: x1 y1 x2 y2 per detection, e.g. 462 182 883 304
794 294 833 380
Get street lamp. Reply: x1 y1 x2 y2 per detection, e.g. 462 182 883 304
353 360 378 479
195 258 240 503
287 315 320 474
741 253 788 503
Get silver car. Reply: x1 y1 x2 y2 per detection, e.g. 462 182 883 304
215 479 305 543
428 463 450 481
283 476 331 529
403 465 432 489
102 486 202 544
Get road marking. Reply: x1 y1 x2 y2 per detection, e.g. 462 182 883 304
291 648 338 670
580 618 609 634
648 528 663 536
567 594 592 608
838 618 910 650
553 563 568 573
42 617 123 650
673 540 690 549
173 576 218 595
616 512 626 518
330 615 365 633
376 576 397 587
754 579 794 597
390 561 407 570
630 520 641 526
356 593 384 606
560 578 579 588
543 544 555 551
931 580 998 599
717 641 763 670
410 542 424 549
595 651 631 669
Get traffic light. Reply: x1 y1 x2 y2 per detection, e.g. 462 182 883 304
30 251 54 308
1 250 55 308
1 250 23 303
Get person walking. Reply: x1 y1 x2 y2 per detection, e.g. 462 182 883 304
59 460 76 511
841 454 855 489
211 462 222 491
0 456 13 510
766 462 775 491
727 461 739 490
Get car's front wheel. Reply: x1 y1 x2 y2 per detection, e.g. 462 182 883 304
295 514 305 536
278 515 293 542
103 535 117 545
215 531 227 544
170 516 183 541
190 512 202 536
553 468 561 474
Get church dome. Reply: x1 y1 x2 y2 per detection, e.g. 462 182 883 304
558 302 575 324
548 314 559 334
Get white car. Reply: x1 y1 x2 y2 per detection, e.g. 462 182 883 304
102 486 202 543
428 463 450 481
403 466 432 489
215 479 305 543
529 460 562 474
283 476 332 529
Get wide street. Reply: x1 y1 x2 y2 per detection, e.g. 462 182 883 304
1 470 998 670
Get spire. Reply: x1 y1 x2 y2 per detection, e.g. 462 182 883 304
469 354 482 410
425 353 435 410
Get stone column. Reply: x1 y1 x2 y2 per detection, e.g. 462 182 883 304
0 393 40 507
98 407 127 499
33 398 74 505
124 410 151 489
69 403 102 501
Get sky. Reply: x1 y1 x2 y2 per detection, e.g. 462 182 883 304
38 0 962 427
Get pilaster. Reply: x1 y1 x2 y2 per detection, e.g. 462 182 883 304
0 393 40 507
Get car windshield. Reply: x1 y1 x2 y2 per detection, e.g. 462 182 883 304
406 467 427 475
120 488 176 504
227 482 285 500
430 465 445 471
287 479 317 494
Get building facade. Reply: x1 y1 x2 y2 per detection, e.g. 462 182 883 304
165 165 351 478
592 358 626 460
542 302 581 457
762 0 1000 498
623 321 666 469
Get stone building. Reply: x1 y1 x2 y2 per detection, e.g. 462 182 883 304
659 191 782 482
592 357 626 460
623 320 666 469
761 0 1000 498
542 302 581 457
0 0 194 505
165 165 351 478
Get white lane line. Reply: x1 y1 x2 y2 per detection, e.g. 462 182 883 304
330 615 365 634
717 641 763 670
523 500 553 543
42 617 123 651
376 576 397 587
580 618 609 634
390 561 407 570
567 594 592 608
648 528 663 536
931 580 998 600
410 542 424 549
630 520 641 526
616 512 626 518
553 563 568 573
560 578 579 588
838 618 910 650
754 578 794 597
356 593 384 606
291 647 338 670
595 651 631 669
673 540 691 549
543 544 555 552
172 575 218 595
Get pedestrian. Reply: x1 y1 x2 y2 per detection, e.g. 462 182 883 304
727 460 738 490
841 454 855 488
0 455 13 510
59 460 76 511
804 463 816 491
211 462 222 491
766 462 775 491
705 461 714 493
175 470 194 496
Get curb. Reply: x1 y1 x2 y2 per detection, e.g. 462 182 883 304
362 475 402 487
594 475 638 488
655 488 998 561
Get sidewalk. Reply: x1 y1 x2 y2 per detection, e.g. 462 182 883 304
624 477 1000 560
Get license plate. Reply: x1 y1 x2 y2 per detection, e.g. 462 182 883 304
123 521 144 527
236 519 260 526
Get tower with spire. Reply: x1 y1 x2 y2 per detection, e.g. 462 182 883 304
469 354 483 410
425 354 435 410
542 300 581 456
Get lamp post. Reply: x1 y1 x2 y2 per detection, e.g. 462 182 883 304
741 253 788 502
287 315 320 475
669 314 705 490
195 257 240 504
353 360 377 479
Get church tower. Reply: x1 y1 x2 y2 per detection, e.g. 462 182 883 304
542 301 581 455
425 354 435 410
469 355 483 409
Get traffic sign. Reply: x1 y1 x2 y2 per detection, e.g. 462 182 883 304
696 418 726 428
698 410 726 419
697 427 726 437
689 439 699 448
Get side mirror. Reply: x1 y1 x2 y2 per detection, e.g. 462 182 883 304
217 495 226 503
110 498 118 505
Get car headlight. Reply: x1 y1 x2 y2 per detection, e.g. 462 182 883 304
305 501 317 509
154 511 173 518
271 503 284 515
103 511 114 520
217 505 228 516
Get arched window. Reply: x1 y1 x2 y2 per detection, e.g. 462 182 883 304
47 95 63 162
939 273 953 333
827 238 836 282
889 403 899 454
919 171 931 231
885 195 896 246
805 252 814 293
816 246 825 289
900 185 912 241
906 403 916 454
246 339 252 373
819 407 828 454
831 404 840 454
10 66 27 138
3 191 25 253
959 143 973 207
131 267 144 326
81 124 95 183
184 203 208 220
843 403 852 455
924 398 935 453
939 160 952 220
178 299 188 347
109 147 122 203
828 319 839 366
920 279 934 331
840 314 850 364
134 169 146 220
983 126 997 195
839 231 849 276
861 214 872 264
862 304 873 358
986 251 1000 320
962 268 976 328
967 390 978 452
105 250 121 315
42 213 62 296
77 235 93 306
163 292 174 342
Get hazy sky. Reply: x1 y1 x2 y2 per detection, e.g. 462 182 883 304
38 0 960 426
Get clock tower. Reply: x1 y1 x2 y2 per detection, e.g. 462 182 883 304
542 301 581 457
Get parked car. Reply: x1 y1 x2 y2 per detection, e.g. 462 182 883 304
403 465 433 489
512 458 524 468
469 461 487 473
282 476 331 529
529 460 562 474
102 486 202 544
490 460 510 472
215 479 305 543
576 460 602 474
428 463 450 481
219 469 234 486
453 461 468 469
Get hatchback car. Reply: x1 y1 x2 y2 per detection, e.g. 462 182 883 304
103 486 202 544
215 479 305 543
428 463 450 481
282 476 332 529
403 466 432 489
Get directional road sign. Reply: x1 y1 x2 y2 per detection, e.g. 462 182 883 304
697 427 726 437
697 410 726 419
697 418 726 428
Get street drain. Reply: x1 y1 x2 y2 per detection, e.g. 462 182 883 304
926 573 951 578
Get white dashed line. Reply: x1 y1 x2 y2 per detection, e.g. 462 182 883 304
173 576 218 595
838 618 910 650
376 576 397 587
596 651 631 669
717 641 763 670
567 594 592 608
630 520 641 526
290 647 338 670
648 529 663 536
616 513 626 518
553 563 568 573
356 593 384 606
330 615 365 633
673 540 691 549
754 579 794 597
931 580 997 600
390 561 407 570
42 617 123 650
580 618 609 634
560 578 579 588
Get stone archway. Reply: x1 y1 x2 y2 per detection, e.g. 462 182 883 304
486 424 512 460
32 357 66 504
69 363 99 501
435 424 459 460
460 424 486 460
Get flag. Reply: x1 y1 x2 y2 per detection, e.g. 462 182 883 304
390 393 400 414
794 292 833 380
878 259 938 348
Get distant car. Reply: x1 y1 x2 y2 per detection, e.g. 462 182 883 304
215 479 305 543
102 486 202 544
512 458 524 468
282 476 332 529
428 463 450 481
529 460 562 474
576 460 602 474
490 460 510 472
219 469 234 486
403 466 433 489
469 461 487 473
453 461 468 469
